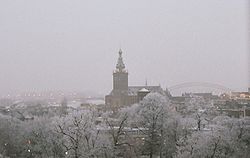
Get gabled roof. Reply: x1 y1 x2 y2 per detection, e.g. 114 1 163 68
128 86 165 96
139 88 150 92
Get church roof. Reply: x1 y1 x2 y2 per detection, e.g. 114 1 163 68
139 88 150 92
108 86 165 96
127 86 165 96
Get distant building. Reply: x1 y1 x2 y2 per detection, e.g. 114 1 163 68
219 108 250 118
105 49 167 108
182 92 220 101
230 91 250 99
226 91 250 106
171 92 220 106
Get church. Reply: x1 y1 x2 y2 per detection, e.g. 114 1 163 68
105 49 169 108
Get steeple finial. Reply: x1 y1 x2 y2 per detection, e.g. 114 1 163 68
116 49 125 72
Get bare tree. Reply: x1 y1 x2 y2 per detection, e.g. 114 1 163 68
55 109 109 158
132 93 171 158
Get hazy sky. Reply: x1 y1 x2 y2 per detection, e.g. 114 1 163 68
0 0 249 95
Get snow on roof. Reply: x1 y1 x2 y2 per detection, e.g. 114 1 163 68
139 88 150 92
128 86 164 96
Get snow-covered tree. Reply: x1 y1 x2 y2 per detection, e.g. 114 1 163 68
21 116 64 158
176 115 250 158
182 95 218 131
55 109 110 158
102 104 142 158
0 114 26 158
130 92 175 158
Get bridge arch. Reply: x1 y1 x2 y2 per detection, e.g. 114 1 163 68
168 82 233 93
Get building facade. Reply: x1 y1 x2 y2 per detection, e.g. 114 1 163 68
105 49 167 108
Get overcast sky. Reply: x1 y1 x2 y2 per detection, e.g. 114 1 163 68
0 0 249 95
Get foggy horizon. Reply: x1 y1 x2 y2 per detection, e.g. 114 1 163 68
1 2 250 157
0 0 249 96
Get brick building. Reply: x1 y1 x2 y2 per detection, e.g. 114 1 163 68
105 49 167 108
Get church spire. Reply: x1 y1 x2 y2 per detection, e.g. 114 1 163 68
116 49 125 72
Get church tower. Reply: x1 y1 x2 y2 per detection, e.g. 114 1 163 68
113 49 128 95
105 48 166 108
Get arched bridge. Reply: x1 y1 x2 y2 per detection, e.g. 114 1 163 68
168 82 233 93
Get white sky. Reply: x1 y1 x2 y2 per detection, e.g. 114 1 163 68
0 0 249 95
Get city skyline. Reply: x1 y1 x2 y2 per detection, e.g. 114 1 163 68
0 0 249 95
